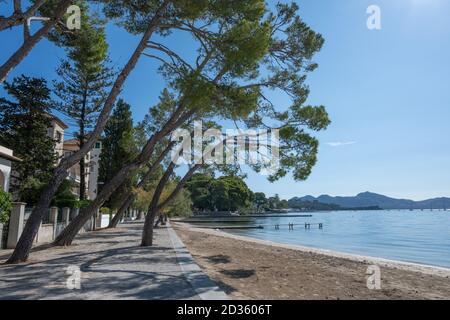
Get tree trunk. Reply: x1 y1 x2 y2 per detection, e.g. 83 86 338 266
79 156 86 200
45 26 202 250
146 164 202 250
5 168 68 263
154 214 162 227
55 108 189 246
4 6 168 263
53 205 92 246
108 142 175 228
54 120 180 245
79 116 86 200
141 162 175 247
140 162 201 248
108 194 134 228
141 208 158 246
54 161 141 245
156 164 202 210
0 0 72 83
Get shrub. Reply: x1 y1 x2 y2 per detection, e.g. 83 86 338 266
52 179 78 208
76 199 92 209
20 177 46 205
100 207 111 215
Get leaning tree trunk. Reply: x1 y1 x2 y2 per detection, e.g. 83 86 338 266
79 122 86 200
54 162 141 246
54 87 189 246
5 168 68 263
52 50 197 249
141 162 175 247
54 124 178 244
140 163 202 247
0 0 72 83
54 133 167 245
141 208 159 246
79 156 86 200
5 7 168 263
108 194 134 228
109 141 176 228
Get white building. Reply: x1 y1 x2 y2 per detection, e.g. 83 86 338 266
47 115 68 162
88 141 102 200
48 116 102 200
63 139 102 200
0 116 101 199
0 145 22 192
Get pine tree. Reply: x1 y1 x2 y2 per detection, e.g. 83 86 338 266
53 7 114 200
99 99 138 208
0 75 57 202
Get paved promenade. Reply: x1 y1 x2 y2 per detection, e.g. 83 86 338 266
0 221 227 300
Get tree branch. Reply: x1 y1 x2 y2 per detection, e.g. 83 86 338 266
0 0 72 83
0 0 48 31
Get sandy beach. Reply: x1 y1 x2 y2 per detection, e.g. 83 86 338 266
173 223 450 300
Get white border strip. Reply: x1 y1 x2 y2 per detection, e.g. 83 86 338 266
166 222 229 300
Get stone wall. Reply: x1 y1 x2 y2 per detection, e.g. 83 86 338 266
4 204 97 249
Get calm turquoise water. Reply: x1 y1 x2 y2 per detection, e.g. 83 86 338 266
220 210 450 268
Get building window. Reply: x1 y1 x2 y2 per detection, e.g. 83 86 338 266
95 142 101 149
64 151 72 158
55 131 62 143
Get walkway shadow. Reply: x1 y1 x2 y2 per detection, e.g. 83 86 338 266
0 222 224 300
211 279 237 295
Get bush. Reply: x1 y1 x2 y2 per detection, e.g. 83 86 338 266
20 177 46 205
100 207 111 215
54 196 78 209
0 190 12 224
51 179 78 208
20 178 79 208
237 206 252 215
76 199 92 209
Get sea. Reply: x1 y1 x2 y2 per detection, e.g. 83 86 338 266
190 210 450 269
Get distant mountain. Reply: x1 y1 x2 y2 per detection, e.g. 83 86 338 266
289 192 450 210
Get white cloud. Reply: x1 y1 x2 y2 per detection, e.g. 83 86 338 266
325 141 357 147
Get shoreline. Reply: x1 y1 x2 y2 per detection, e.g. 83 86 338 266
173 222 450 299
190 225 450 277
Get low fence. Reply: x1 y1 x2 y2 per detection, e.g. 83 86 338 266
3 203 101 249
1 203 145 250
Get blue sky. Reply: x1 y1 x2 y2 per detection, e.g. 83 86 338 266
1 0 450 200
